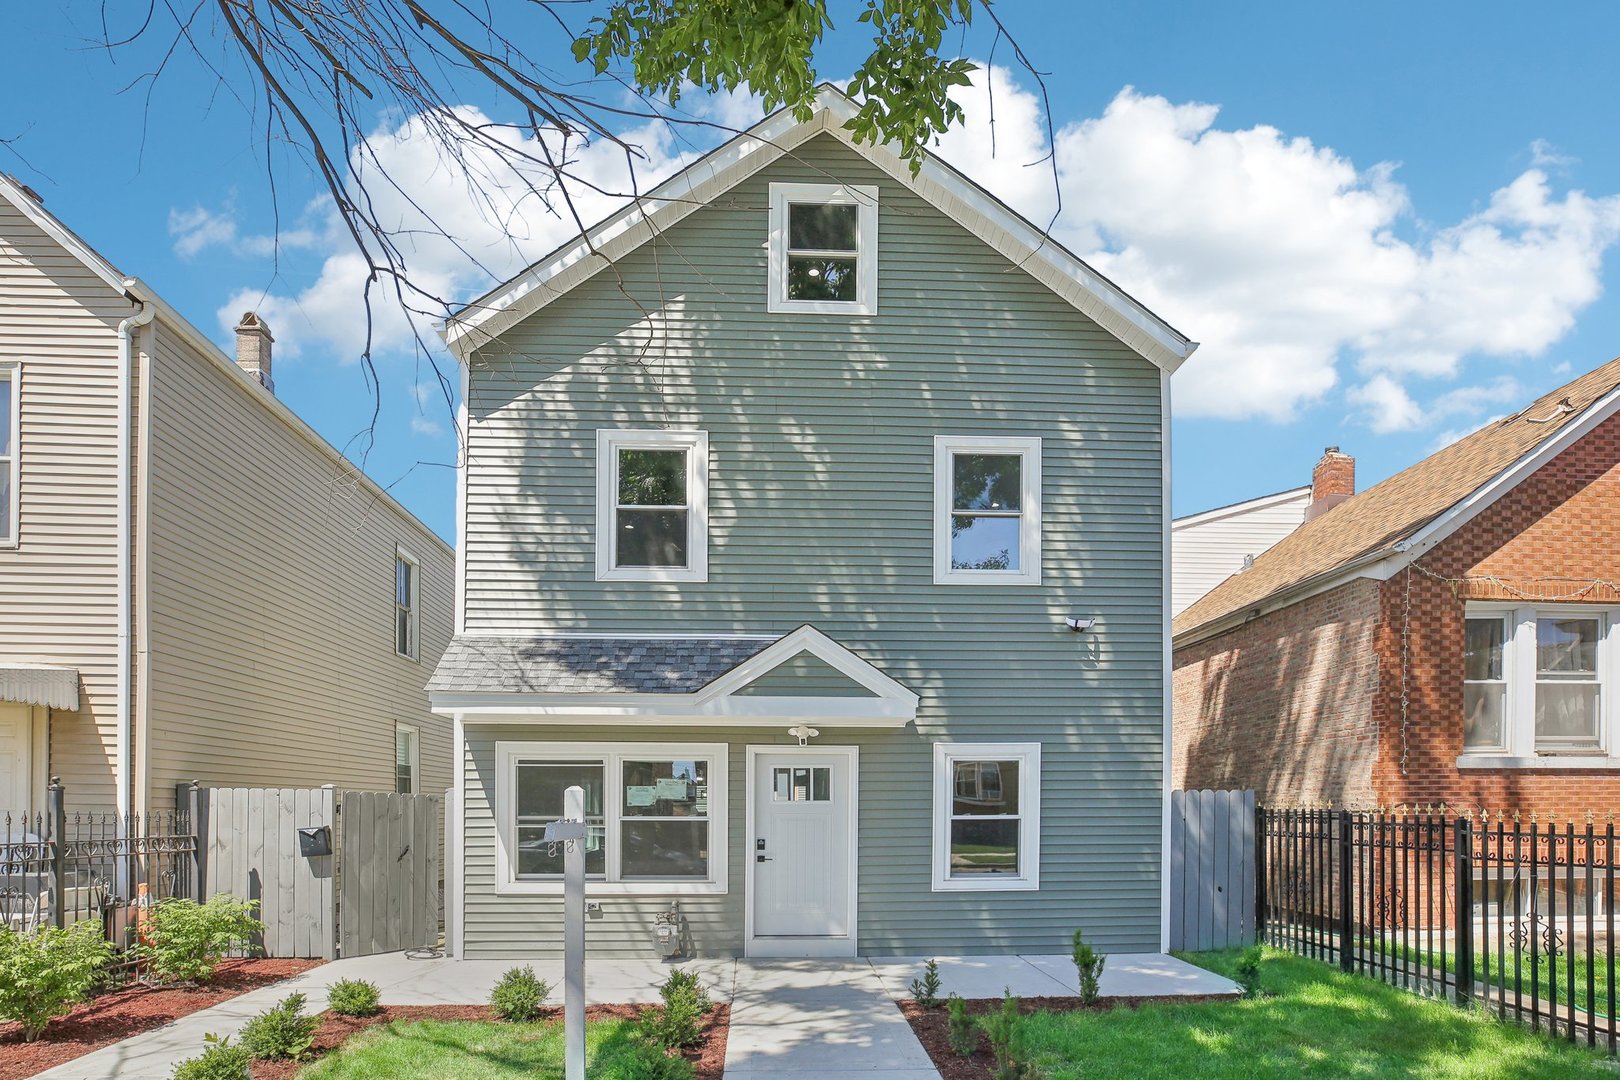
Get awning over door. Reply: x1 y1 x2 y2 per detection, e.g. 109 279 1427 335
0 664 80 711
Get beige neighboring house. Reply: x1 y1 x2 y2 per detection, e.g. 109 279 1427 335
0 173 453 818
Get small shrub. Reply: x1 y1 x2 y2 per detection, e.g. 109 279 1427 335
326 978 382 1017
909 957 943 1007
946 994 978 1057
620 1038 698 1080
1234 946 1265 998
171 1032 252 1080
638 967 712 1052
1071 928 1105 1005
0 921 115 1041
490 965 549 1022
237 992 319 1061
135 895 261 985
979 989 1042 1080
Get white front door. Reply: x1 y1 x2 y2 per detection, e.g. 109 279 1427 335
0 703 32 815
749 750 855 954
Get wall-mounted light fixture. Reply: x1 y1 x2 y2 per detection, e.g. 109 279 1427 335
1064 616 1097 633
787 724 820 746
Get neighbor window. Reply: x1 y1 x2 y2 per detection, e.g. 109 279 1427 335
767 183 878 314
0 362 16 546
932 742 1041 891
1460 605 1613 762
395 725 419 794
1463 616 1508 751
595 430 709 581
394 549 419 659
497 743 727 894
933 436 1042 585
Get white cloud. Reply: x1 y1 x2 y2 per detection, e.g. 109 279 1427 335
197 72 1620 429
1348 375 1425 433
169 206 239 258
410 415 443 436
931 77 1620 424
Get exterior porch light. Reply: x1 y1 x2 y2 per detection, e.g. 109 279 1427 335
788 725 820 746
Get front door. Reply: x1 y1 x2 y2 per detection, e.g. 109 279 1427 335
750 750 854 953
0 703 32 815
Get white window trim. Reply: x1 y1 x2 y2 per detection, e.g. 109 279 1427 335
767 182 879 315
933 436 1043 586
1461 611 1511 755
494 741 729 897
395 723 420 794
595 429 709 582
394 546 420 660
0 361 18 549
1458 602 1618 767
931 741 1041 892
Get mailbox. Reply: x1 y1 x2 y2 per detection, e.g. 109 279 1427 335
297 825 332 857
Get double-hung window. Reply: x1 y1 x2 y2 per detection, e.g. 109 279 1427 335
496 743 726 894
595 430 709 581
767 183 878 314
932 742 1041 891
395 725 419 794
0 361 16 546
1460 604 1613 763
394 548 419 659
933 436 1042 585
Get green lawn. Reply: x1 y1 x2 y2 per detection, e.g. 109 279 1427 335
294 1017 664 1079
1016 949 1615 1079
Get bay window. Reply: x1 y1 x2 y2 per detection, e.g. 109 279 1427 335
497 743 726 894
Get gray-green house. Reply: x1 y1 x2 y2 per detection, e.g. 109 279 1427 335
429 87 1198 960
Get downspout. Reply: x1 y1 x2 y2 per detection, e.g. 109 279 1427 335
116 295 154 822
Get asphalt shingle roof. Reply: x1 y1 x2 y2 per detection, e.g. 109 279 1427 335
1174 357 1620 642
426 635 778 695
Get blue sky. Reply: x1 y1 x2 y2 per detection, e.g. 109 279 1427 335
6 2 1620 543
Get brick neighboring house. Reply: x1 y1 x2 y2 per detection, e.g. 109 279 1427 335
1174 359 1620 818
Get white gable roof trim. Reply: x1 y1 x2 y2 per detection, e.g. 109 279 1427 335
443 88 1198 373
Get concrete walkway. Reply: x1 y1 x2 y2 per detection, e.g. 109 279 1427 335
36 951 1235 1079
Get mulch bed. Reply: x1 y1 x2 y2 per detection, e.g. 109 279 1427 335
250 1002 731 1080
0 958 325 1080
900 995 1233 1080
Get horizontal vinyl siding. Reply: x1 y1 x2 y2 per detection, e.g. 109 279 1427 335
460 135 1166 955
1171 491 1310 615
142 320 454 809
0 200 129 809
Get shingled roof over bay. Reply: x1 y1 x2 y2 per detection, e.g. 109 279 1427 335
1174 358 1620 642
427 635 778 695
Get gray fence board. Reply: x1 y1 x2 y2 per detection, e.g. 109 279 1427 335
1169 789 1257 951
338 790 441 958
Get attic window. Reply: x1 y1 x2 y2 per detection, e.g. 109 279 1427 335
767 183 878 315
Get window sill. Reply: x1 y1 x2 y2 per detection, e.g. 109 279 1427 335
931 877 1040 893
495 880 727 898
765 298 877 316
933 572 1043 587
1455 754 1620 771
595 567 708 584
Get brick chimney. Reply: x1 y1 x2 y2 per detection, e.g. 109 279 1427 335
1307 446 1354 520
233 312 274 394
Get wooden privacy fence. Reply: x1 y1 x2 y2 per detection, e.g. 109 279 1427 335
1168 789 1258 950
190 784 440 959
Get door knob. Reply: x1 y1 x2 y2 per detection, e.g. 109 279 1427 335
756 854 773 862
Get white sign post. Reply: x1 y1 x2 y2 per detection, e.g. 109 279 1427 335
543 786 588 1080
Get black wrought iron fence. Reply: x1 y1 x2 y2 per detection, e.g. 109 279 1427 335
0 779 197 981
1260 806 1616 1055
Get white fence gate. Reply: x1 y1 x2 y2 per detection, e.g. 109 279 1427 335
195 785 440 958
1168 788 1258 951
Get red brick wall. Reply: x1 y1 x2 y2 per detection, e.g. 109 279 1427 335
1370 411 1620 819
1173 578 1381 805
1176 411 1620 819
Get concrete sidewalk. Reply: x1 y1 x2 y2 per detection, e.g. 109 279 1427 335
35 951 1235 1079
